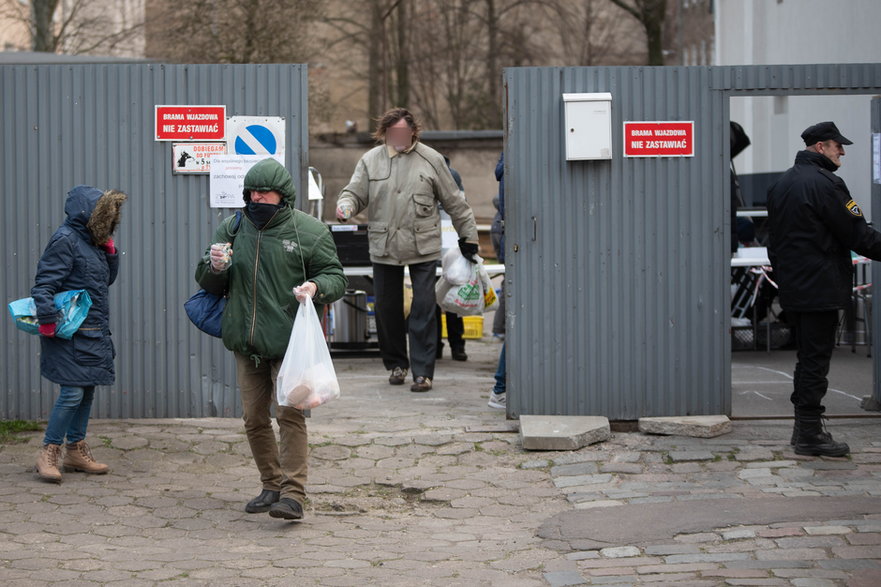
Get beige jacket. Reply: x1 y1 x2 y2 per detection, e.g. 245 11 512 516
337 142 478 266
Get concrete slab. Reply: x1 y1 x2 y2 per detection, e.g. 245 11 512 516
520 415 610 451
638 415 732 438
538 496 881 551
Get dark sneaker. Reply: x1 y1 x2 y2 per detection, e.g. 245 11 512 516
451 348 468 361
410 376 432 392
389 367 408 385
245 489 280 513
269 497 304 520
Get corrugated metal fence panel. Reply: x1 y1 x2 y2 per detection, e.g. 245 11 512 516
711 63 881 94
504 66 730 419
1 63 308 420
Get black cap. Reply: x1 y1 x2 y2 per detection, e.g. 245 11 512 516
801 121 853 146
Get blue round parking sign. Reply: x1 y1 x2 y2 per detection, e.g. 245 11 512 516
234 124 278 155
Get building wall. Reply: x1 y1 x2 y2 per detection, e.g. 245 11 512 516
310 133 503 225
717 0 881 217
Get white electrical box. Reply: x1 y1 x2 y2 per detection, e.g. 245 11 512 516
563 93 613 161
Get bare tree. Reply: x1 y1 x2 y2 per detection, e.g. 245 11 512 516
542 0 637 66
608 0 667 66
1 0 145 55
146 0 323 64
321 0 544 130
320 0 412 123
407 0 543 129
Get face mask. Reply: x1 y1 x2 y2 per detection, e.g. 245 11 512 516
246 201 284 230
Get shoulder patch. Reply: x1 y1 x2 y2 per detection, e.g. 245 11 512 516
846 199 863 217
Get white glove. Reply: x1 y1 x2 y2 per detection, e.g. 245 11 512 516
293 282 317 303
210 243 232 272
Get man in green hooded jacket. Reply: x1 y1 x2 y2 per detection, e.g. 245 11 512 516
196 158 346 520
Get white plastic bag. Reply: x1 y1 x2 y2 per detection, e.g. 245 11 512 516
438 261 484 316
442 247 472 286
276 298 340 410
479 263 500 312
437 258 500 316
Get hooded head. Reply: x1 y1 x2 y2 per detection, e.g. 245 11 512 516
242 158 296 206
64 185 127 246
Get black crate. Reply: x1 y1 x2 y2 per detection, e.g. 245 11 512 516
329 224 371 266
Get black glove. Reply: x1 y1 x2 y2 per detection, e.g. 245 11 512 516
458 238 479 263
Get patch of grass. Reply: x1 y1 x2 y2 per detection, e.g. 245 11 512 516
0 420 42 444
662 451 673 465
98 435 113 448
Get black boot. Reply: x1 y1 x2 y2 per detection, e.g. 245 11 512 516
451 346 468 361
245 489 280 513
794 415 849 457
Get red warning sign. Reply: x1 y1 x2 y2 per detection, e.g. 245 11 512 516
623 121 694 157
155 105 226 141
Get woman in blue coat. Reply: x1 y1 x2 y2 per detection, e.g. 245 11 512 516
32 185 126 483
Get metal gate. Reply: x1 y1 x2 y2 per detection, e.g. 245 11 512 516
1 63 308 419
504 64 881 419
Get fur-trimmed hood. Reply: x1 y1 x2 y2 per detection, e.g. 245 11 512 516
63 185 127 246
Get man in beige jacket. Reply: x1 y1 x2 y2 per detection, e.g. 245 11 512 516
336 108 478 392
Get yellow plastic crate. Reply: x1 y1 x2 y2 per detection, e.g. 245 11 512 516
441 314 484 340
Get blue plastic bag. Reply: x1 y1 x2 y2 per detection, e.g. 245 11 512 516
8 289 93 340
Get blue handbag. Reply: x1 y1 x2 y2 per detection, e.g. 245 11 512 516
184 289 227 338
185 211 242 338
8 289 93 340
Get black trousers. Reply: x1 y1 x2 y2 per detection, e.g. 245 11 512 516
788 310 839 417
373 261 437 379
436 307 465 351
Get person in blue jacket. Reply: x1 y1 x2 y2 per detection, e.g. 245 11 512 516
489 153 506 409
31 185 127 483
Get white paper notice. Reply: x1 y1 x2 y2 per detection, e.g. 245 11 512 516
873 133 881 185
209 154 284 208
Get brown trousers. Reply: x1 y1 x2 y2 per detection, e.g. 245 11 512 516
234 353 308 505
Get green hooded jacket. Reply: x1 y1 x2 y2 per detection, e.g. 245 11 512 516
195 158 347 360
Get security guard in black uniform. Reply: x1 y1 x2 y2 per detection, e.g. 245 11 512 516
768 121 881 457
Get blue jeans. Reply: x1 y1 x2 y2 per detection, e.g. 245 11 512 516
493 344 506 395
43 385 95 446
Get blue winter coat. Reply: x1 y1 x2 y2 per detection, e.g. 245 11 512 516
32 186 120 386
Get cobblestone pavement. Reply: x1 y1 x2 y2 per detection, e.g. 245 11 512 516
1 340 880 586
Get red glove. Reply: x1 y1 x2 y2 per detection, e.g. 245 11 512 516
101 239 116 254
38 323 56 338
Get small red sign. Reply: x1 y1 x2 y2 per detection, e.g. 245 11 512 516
155 105 226 141
623 121 694 157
